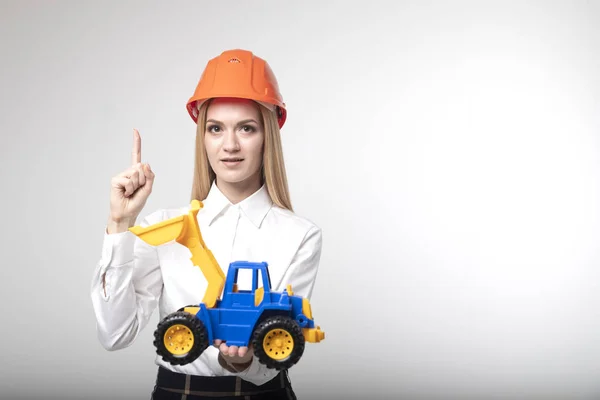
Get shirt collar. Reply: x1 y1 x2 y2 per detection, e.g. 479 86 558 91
200 181 273 228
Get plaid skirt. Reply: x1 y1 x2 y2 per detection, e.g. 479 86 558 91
150 366 297 400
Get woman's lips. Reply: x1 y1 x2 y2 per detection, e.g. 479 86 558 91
221 158 244 167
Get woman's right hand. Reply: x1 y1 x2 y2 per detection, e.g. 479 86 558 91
107 129 155 234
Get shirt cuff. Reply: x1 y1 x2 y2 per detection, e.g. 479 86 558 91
235 356 278 386
102 228 136 268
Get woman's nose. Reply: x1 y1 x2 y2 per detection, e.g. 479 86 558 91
222 131 240 152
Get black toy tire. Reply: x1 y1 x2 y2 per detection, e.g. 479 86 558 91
251 315 305 370
153 311 208 366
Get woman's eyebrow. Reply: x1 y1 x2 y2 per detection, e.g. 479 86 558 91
236 119 259 125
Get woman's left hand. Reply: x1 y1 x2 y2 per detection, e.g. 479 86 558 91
214 339 254 364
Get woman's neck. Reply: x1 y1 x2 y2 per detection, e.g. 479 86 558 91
216 174 262 204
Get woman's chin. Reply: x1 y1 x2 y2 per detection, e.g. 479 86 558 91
217 172 251 185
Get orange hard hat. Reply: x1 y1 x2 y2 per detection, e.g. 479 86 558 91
186 49 287 128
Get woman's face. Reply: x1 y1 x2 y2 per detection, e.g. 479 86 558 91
204 98 264 189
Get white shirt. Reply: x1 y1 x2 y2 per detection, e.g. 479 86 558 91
90 182 323 386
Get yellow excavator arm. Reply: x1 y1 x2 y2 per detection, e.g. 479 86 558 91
128 200 225 308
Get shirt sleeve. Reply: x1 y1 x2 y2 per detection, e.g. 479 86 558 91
90 210 164 351
232 225 324 386
277 225 323 300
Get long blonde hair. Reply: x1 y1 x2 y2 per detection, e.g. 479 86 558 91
191 99 293 211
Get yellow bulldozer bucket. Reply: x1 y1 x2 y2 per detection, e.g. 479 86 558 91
128 216 186 246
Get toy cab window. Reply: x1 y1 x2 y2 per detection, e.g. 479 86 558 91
235 268 252 292
233 269 263 291
255 269 264 290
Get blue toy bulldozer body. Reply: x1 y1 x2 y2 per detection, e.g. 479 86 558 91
191 261 321 348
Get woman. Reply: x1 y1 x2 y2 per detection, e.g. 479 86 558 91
91 49 323 399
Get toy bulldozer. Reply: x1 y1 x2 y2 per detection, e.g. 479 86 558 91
129 200 324 370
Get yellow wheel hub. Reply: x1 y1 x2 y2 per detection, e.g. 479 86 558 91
164 324 194 356
263 328 294 360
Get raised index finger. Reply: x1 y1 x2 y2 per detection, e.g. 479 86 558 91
131 128 141 165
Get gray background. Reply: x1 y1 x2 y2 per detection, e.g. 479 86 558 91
1 0 600 399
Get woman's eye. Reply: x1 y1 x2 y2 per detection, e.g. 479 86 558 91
241 125 255 133
207 125 221 133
